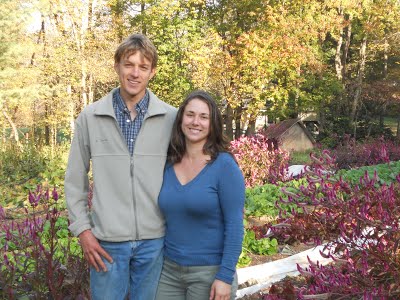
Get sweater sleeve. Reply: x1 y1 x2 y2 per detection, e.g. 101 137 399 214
64 118 92 237
215 154 245 284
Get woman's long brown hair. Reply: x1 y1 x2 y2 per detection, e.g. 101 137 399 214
168 90 232 164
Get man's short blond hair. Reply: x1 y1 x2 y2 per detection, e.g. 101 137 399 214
114 34 158 69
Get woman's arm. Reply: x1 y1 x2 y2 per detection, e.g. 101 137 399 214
214 154 245 284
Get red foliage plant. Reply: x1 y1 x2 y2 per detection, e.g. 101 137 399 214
332 135 400 170
230 134 290 187
265 150 400 299
0 186 89 299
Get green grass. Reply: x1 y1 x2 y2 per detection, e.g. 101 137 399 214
289 150 315 165
384 116 398 135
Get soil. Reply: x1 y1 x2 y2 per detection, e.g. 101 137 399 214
237 217 314 299
245 216 313 266
246 243 313 267
239 276 308 300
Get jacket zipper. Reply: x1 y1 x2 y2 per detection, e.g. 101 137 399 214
112 117 139 241
130 156 139 240
131 114 150 240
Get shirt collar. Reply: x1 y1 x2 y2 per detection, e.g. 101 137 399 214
114 88 149 115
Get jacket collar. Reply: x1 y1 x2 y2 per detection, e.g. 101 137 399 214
94 88 167 118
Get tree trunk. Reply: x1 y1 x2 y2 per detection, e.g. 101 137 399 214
334 9 346 117
397 115 400 140
67 84 75 138
45 101 50 145
88 72 94 104
224 104 233 141
350 36 367 127
379 105 386 127
31 17 45 65
51 125 56 158
342 14 352 80
384 36 388 79
245 119 256 136
234 107 242 140
81 62 88 108
335 13 352 116
2 109 20 144
141 2 146 34
380 35 389 127
367 123 372 138
88 0 94 32
335 28 344 82
318 102 327 135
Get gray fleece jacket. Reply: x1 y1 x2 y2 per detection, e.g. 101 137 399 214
65 88 176 241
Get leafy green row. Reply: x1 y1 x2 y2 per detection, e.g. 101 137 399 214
245 178 307 217
245 161 400 218
237 229 278 267
335 160 400 186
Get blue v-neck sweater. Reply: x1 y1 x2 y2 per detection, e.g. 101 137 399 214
158 152 245 284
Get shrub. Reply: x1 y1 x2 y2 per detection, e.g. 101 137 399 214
231 134 290 187
332 135 400 170
0 142 69 207
0 142 46 186
0 186 89 299
265 150 400 299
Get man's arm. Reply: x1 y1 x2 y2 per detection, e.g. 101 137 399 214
65 120 113 271
79 230 113 272
65 120 92 236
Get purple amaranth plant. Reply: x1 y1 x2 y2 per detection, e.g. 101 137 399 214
52 187 59 201
266 150 400 298
333 135 400 170
0 186 89 299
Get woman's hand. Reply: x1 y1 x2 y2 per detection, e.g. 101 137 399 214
209 279 231 300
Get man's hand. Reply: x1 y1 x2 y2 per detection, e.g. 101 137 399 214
209 279 231 300
79 230 113 272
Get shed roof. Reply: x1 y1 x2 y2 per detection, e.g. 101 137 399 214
264 118 315 143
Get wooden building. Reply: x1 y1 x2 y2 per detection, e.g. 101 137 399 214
263 118 315 152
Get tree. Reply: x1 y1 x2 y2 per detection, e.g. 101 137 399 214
189 0 338 139
0 0 40 145
327 0 400 138
2 0 399 145
31 0 119 144
131 0 204 107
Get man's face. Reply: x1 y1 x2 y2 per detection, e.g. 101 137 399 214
114 51 156 103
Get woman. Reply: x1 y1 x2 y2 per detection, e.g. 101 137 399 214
156 90 245 300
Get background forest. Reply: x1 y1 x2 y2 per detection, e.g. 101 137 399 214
1 0 400 146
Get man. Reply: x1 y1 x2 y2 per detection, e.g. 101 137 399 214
65 33 176 300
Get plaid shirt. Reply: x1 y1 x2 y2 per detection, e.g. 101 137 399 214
113 89 149 156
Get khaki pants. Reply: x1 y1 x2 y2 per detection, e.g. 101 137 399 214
156 258 238 300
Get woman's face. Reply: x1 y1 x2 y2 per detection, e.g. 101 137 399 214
181 98 211 146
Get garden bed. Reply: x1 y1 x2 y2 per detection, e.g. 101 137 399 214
236 242 329 299
238 156 400 299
